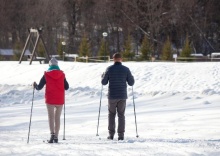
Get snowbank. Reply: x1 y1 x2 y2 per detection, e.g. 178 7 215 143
0 61 220 156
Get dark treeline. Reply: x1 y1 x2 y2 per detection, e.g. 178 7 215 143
0 0 220 58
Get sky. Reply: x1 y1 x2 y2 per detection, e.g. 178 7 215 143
0 61 220 156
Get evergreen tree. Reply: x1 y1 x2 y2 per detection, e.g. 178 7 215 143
140 35 151 61
79 34 90 57
161 37 172 61
37 40 45 57
13 41 23 61
123 34 135 61
0 53 3 61
180 35 192 57
57 40 64 59
98 38 109 60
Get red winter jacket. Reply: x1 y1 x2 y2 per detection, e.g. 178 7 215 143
44 70 65 105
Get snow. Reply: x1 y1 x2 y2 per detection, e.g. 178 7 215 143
0 61 220 156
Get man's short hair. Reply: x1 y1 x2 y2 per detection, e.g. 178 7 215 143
113 53 122 59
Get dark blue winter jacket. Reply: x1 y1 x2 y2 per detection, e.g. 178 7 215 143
101 62 134 99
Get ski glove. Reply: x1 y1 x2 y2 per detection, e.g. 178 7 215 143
33 82 37 89
101 72 105 78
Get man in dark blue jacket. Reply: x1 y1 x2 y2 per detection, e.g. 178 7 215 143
101 53 135 140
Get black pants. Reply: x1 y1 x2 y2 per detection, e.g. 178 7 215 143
108 99 126 137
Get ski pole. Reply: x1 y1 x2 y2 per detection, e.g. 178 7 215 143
27 87 35 143
132 86 139 138
96 85 103 136
63 102 66 140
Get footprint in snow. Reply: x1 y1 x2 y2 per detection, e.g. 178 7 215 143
195 97 202 99
183 97 191 100
203 101 211 105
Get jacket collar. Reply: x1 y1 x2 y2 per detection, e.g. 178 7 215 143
114 62 122 65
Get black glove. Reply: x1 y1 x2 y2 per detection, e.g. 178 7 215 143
101 72 105 78
33 82 37 88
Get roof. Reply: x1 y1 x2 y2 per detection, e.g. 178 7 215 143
211 52 220 56
0 49 31 56
190 53 203 57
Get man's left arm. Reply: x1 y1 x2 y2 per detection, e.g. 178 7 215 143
127 69 134 86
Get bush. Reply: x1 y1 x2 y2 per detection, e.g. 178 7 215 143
161 37 173 61
140 35 152 61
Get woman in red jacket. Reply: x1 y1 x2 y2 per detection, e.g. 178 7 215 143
34 57 69 143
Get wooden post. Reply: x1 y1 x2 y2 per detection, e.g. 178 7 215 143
19 32 32 64
29 34 40 65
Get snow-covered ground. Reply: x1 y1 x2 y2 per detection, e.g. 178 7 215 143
0 61 220 156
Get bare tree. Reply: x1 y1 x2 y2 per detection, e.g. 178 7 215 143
0 0 219 57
